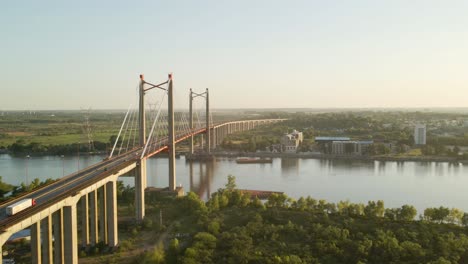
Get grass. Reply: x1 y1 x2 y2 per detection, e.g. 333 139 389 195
407 148 422 156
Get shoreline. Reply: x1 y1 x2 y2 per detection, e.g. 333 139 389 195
2 150 466 164
209 151 467 163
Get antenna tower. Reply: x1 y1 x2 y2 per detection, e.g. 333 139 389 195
81 107 95 152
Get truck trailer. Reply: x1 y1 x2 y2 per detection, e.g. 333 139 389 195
6 198 36 216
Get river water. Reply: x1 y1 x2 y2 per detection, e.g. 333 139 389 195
0 154 466 214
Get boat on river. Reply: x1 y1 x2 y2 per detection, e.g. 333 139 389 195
236 157 273 164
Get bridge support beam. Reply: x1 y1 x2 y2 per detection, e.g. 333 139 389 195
80 195 89 248
89 190 99 245
135 159 146 221
31 221 41 264
99 186 108 244
63 205 78 264
106 181 118 247
53 209 64 264
42 215 53 264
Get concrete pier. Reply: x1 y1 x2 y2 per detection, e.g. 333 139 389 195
135 159 146 221
98 186 108 244
53 209 64 264
106 181 118 247
31 221 41 264
80 195 89 247
42 215 53 264
63 205 78 264
89 190 98 245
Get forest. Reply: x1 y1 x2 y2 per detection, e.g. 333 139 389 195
126 176 468 264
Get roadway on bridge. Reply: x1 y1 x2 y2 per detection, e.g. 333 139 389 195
0 148 140 228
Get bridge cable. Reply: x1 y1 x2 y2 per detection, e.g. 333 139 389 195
141 91 167 159
109 104 132 158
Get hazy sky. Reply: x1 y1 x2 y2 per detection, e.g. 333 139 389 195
2 1 468 110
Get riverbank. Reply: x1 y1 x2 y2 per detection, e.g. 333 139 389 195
209 151 467 163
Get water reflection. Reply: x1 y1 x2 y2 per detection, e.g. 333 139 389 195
187 160 216 200
281 158 299 175
2 154 468 212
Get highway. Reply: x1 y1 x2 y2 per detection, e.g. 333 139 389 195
0 127 207 230
0 121 282 231
0 147 143 229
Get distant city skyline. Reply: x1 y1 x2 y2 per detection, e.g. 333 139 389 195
2 1 468 110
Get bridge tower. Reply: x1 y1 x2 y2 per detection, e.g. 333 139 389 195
137 73 177 211
136 74 147 221
189 88 210 154
167 74 176 191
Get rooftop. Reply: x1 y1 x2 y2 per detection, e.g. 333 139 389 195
315 136 350 141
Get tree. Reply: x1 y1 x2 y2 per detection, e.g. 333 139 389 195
179 192 207 215
247 137 256 152
0 176 14 198
225 175 237 191
182 232 217 264
142 243 165 264
166 238 180 264
364 200 385 218
462 213 468 227
398 205 417 221
447 208 464 225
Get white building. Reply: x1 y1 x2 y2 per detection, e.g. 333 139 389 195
280 130 303 153
414 124 426 145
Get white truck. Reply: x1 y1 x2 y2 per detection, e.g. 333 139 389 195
6 198 36 216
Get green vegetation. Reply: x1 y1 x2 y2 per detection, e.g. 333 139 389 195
0 176 57 202
81 176 468 264
0 111 124 154
220 111 468 158
3 110 468 158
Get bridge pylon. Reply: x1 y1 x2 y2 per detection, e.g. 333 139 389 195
136 74 147 221
188 88 211 156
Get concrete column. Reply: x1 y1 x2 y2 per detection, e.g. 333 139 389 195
214 128 217 147
106 181 118 247
89 190 98 245
99 186 108 244
135 159 146 221
137 74 147 221
189 161 194 190
31 221 42 264
80 195 89 247
168 75 176 190
42 215 53 264
53 209 64 264
205 88 210 153
189 89 194 154
63 205 78 264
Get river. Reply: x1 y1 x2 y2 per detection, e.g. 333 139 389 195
0 154 466 214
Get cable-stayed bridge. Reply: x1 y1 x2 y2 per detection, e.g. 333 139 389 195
0 74 285 263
